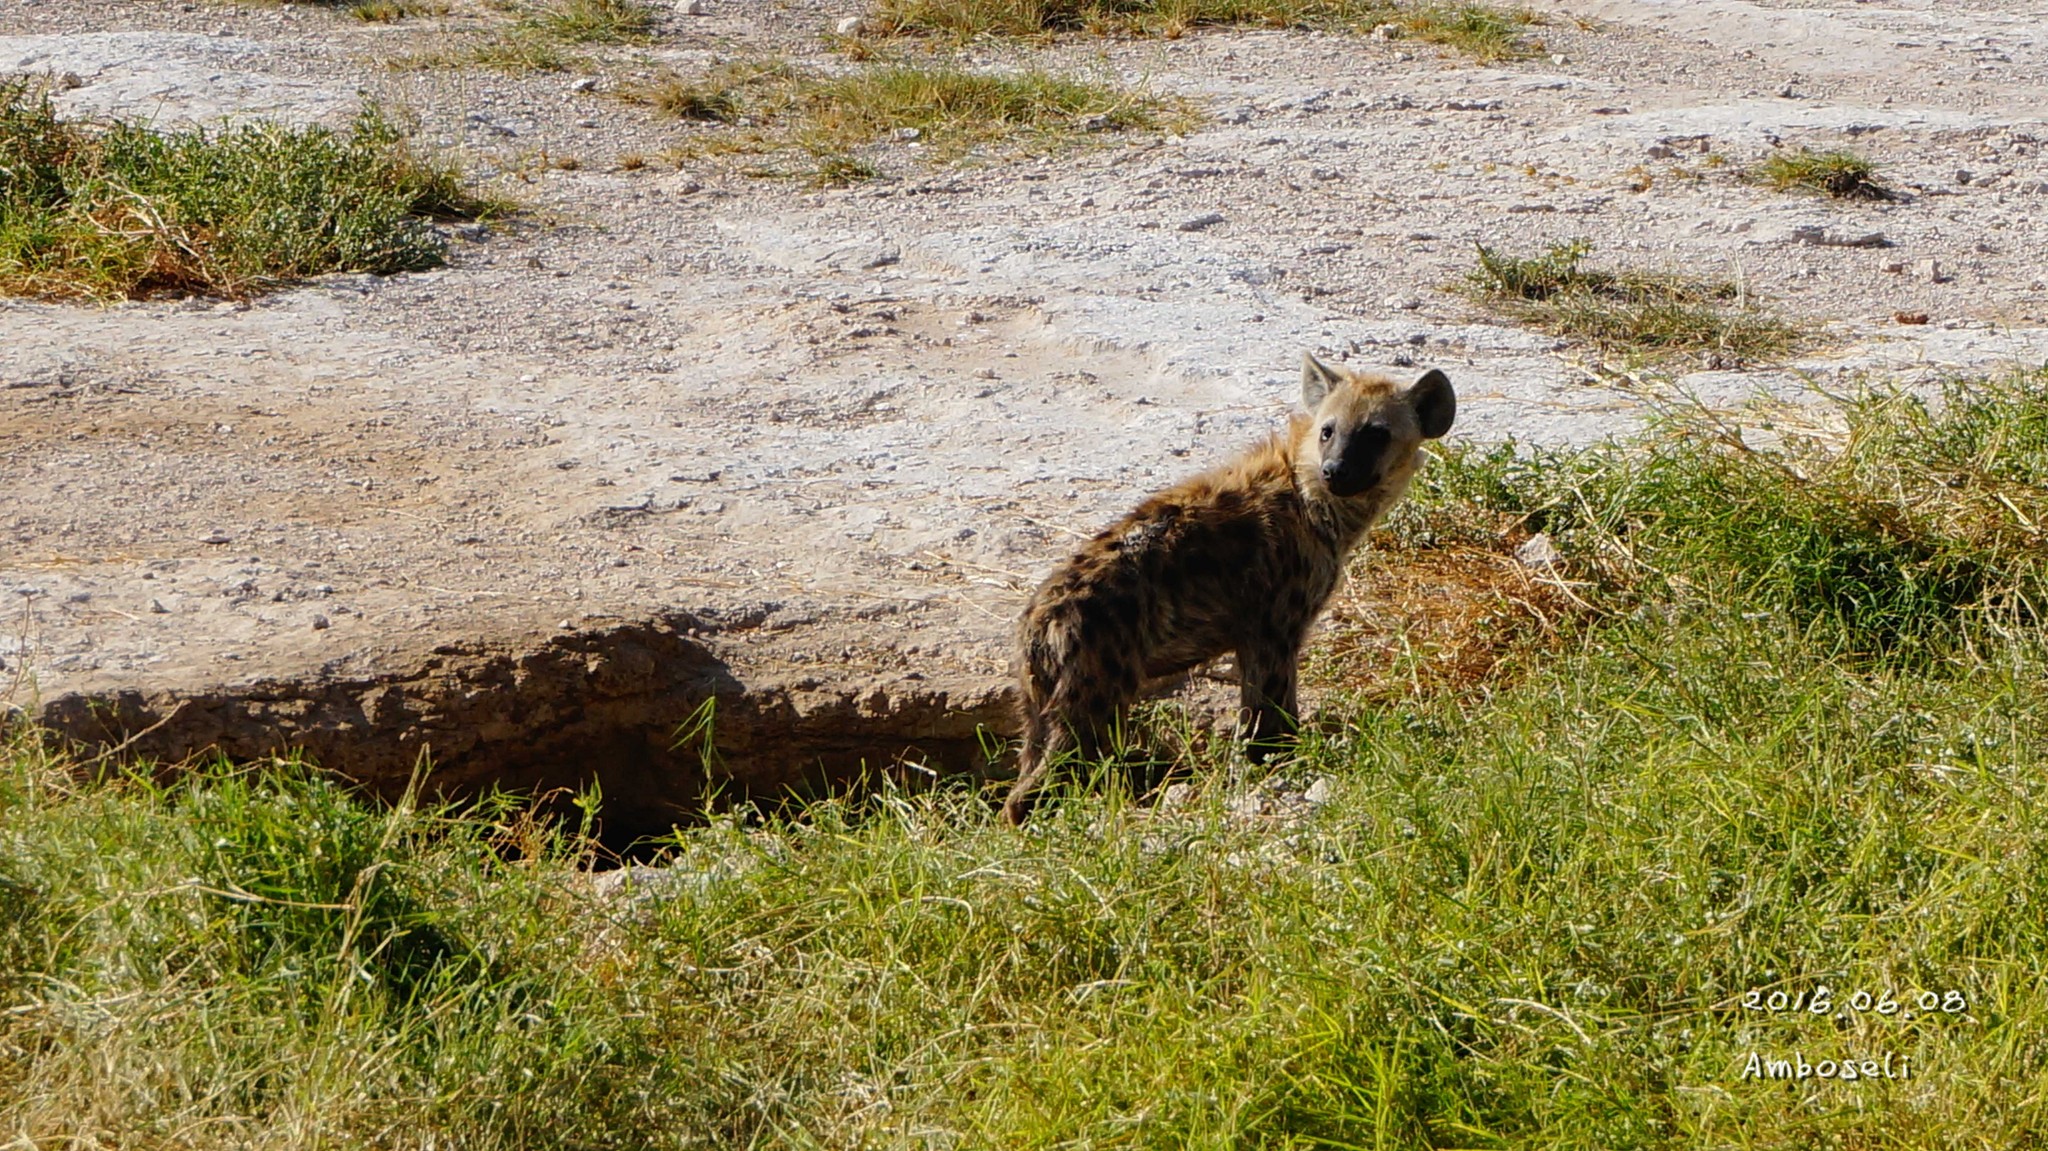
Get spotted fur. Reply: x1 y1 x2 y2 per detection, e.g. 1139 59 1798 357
1002 355 1456 824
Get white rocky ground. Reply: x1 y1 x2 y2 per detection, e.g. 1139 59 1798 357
2 0 2044 831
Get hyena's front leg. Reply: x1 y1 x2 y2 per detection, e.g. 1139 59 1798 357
1236 639 1302 762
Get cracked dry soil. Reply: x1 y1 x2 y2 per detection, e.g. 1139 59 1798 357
3 0 2046 832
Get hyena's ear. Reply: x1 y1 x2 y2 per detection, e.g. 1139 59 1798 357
1302 353 1343 409
1407 368 1456 439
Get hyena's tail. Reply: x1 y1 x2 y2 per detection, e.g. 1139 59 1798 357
1003 618 1077 825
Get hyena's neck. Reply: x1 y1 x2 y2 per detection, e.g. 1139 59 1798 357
1302 486 1385 555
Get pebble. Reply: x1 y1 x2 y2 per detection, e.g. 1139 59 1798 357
1789 225 1889 248
679 0 709 12
1303 776 1336 806
311 614 331 630
834 15 864 35
1178 212 1226 232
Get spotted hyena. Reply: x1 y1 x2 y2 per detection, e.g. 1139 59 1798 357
1002 354 1456 824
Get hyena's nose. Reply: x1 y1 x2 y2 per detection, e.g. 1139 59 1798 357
1321 459 1341 480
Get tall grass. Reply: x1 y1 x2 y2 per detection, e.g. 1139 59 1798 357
6 371 2048 1147
0 85 504 301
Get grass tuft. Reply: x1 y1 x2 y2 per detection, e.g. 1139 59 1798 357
524 0 659 43
349 0 451 20
0 85 506 302
1466 238 1801 365
809 151 885 186
865 0 1539 55
641 58 1189 162
1753 146 1894 200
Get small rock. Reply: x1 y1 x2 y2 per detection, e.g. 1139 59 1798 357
1955 169 1974 186
895 127 921 141
1893 311 1931 325
1914 257 1947 283
834 15 864 35
1646 144 1677 159
1788 225 1889 248
1226 792 1269 817
570 77 599 93
1303 776 1336 806
973 367 999 380
311 613 331 630
198 531 232 545
1551 53 1569 66
1441 98 1501 112
1178 212 1226 232
1882 260 1907 274
1217 105 1254 125
1382 294 1420 310
1078 113 1113 132
1369 22 1403 40
679 0 709 12
1157 782 1195 810
1515 532 1562 569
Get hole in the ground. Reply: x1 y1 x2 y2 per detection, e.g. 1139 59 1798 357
35 614 1016 851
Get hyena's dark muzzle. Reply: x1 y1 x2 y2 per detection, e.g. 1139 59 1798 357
1318 422 1391 497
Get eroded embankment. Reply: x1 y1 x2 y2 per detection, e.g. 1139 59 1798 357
30 617 1014 843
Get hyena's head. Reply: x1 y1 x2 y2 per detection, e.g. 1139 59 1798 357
1296 354 1456 503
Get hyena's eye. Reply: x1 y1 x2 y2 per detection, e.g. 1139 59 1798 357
1320 422 1334 441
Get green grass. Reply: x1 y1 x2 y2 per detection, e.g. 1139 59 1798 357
0 85 506 302
863 0 1540 56
524 0 659 43
349 0 452 20
1752 147 1893 201
7 370 2048 1147
388 0 655 72
1466 239 1802 366
643 58 1191 165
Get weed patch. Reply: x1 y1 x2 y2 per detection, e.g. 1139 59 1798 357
1466 238 1801 365
0 86 505 302
349 0 451 19
525 0 658 43
1753 146 1894 200
864 0 1539 55
641 58 1189 164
